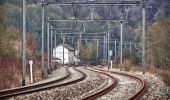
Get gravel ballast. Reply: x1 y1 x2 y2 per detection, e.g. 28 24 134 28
99 67 170 100
133 72 170 100
94 69 141 100
7 67 110 100
33 67 68 85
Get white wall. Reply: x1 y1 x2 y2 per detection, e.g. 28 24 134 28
53 45 69 64
68 51 75 64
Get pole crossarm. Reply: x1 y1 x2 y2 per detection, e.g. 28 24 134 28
46 1 141 6
49 19 126 22
65 36 104 38
54 32 106 35
50 29 108 34
49 27 69 30
40 1 48 6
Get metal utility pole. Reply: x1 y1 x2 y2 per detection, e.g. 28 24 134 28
142 0 146 74
41 0 45 78
120 21 123 71
47 17 50 73
22 0 26 86
103 35 106 64
125 6 129 21
90 7 94 20
105 35 107 64
107 23 110 65
80 32 82 42
62 33 65 66
50 28 53 69
85 38 88 45
72 37 74 44
77 32 81 65
77 39 80 66
96 39 99 64
54 33 57 59
105 33 108 63
129 42 132 68
60 32 62 38
83 22 86 33
125 43 127 49
103 36 105 63
114 40 117 64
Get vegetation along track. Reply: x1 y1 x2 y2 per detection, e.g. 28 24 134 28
82 67 117 100
0 67 86 99
92 67 147 100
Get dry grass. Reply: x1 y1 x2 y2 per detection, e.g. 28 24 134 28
0 57 21 89
0 56 44 90
160 71 170 86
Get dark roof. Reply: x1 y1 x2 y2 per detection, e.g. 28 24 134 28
53 57 61 60
44 57 61 60
64 44 75 51
57 44 75 51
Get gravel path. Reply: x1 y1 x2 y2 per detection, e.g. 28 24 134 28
94 69 141 100
6 67 109 100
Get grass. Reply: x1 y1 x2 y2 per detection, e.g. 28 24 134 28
0 57 21 89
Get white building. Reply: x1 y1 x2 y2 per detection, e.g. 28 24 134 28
53 44 75 64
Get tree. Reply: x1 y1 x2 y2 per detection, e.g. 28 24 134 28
136 17 170 70
80 42 97 65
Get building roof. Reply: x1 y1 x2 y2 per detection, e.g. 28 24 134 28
44 56 61 60
53 57 61 60
56 44 75 51
64 44 75 51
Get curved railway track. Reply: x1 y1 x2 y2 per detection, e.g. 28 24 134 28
82 67 117 100
90 67 147 100
0 66 147 100
0 67 86 99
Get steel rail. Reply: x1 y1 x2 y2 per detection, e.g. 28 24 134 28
0 67 87 99
0 67 70 98
92 67 147 100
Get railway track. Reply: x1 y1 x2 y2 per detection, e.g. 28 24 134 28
81 67 117 100
90 67 147 100
0 67 86 99
0 66 147 100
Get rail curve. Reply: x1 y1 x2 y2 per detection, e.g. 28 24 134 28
82 67 117 100
0 67 86 99
91 67 147 100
